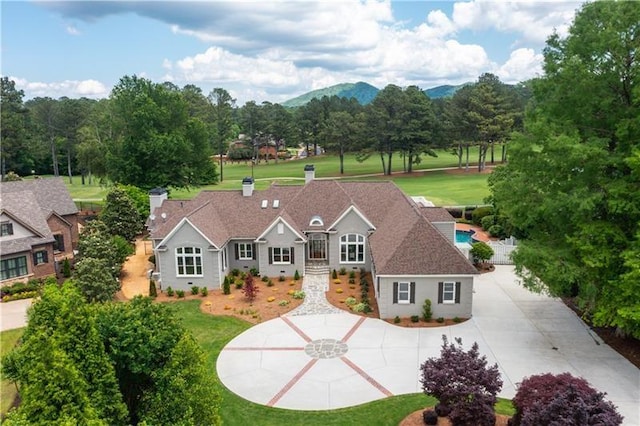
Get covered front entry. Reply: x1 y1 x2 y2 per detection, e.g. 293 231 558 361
307 233 327 262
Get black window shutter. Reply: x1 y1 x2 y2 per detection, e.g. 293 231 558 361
32 252 37 265
393 282 398 304
290 247 295 263
234 243 239 260
43 251 48 263
410 282 416 304
268 248 273 264
438 282 443 304
455 282 461 303
8 223 14 235
252 243 256 260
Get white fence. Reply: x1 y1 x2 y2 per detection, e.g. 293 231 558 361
488 239 517 265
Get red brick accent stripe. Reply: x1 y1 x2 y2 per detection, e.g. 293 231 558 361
280 316 312 343
267 358 319 407
341 316 366 342
340 356 393 397
225 347 304 351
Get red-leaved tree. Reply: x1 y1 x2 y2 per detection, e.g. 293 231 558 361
242 273 259 303
420 335 502 426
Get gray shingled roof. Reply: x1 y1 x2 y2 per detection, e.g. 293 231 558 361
149 180 477 276
0 178 78 216
0 189 55 255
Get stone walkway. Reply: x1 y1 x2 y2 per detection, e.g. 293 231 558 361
286 273 343 316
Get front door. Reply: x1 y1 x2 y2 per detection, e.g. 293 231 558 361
308 233 327 261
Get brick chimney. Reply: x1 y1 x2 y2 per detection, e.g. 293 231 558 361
304 164 315 184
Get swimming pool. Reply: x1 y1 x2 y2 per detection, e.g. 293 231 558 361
455 230 475 244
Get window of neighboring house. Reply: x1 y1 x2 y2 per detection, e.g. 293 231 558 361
270 247 292 264
340 233 365 263
1 256 28 280
442 282 456 304
237 243 253 260
176 247 203 276
53 234 65 252
0 222 14 237
33 250 48 265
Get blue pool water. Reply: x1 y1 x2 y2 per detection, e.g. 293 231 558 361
455 230 475 244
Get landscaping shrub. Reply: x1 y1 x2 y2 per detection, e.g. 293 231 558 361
62 258 71 278
420 336 502 426
480 214 496 231
423 409 438 425
200 287 208 297
261 275 270 282
332 269 338 279
166 286 174 297
345 297 357 306
411 315 419 323
278 275 285 282
423 299 432 322
470 241 494 265
463 207 475 221
339 267 347 275
235 280 243 289
294 270 300 280
453 316 462 323
176 289 185 298
349 270 356 279
191 286 199 295
512 373 623 426
348 278 356 284
292 290 305 300
471 206 493 225
278 300 289 307
393 316 401 324
446 207 463 219
488 224 505 238
223 277 231 295
249 267 259 277
436 317 444 323
149 280 157 298
231 268 240 277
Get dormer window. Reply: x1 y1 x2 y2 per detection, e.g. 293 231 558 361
261 200 268 209
309 215 323 227
0 222 13 236
273 200 280 208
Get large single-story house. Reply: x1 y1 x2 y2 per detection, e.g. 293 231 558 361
148 166 478 319
0 177 79 285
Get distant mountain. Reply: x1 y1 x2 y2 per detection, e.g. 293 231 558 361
282 81 471 107
424 84 469 99
281 82 379 107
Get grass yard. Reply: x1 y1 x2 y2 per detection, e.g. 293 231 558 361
1 328 23 415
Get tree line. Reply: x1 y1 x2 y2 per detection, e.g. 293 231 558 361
1 73 529 188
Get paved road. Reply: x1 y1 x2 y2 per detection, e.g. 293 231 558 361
217 266 639 424
0 298 32 331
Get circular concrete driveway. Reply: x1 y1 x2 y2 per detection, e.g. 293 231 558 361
217 267 639 424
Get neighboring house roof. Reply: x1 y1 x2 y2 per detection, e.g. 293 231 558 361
0 189 56 256
0 177 79 216
149 179 477 276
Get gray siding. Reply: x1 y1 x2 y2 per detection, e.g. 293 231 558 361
432 221 455 245
258 221 303 278
329 209 372 272
376 276 473 319
155 222 221 292
228 240 259 274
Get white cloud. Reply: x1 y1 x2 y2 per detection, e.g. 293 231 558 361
65 24 80 36
495 48 543 83
11 77 108 99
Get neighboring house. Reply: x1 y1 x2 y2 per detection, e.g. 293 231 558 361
0 178 79 285
148 166 478 319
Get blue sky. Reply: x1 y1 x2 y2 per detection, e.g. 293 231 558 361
1 0 584 105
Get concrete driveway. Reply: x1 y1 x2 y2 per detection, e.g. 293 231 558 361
0 298 31 331
217 266 639 424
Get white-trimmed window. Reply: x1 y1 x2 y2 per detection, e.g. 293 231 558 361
442 282 456 304
340 233 365 263
237 243 253 260
33 250 48 265
176 247 203 276
397 282 410 304
270 247 292 264
221 247 228 271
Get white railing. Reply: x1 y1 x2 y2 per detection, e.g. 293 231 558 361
488 239 517 265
